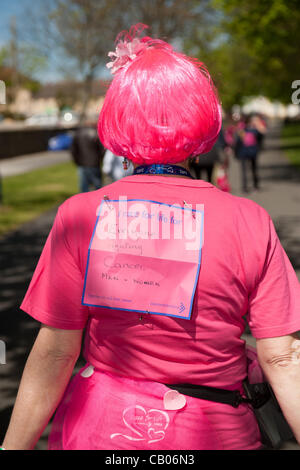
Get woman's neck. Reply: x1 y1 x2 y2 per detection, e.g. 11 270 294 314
133 160 191 178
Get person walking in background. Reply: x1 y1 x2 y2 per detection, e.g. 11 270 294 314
235 114 266 193
189 129 227 183
189 144 218 183
71 121 105 192
254 114 267 151
102 149 134 184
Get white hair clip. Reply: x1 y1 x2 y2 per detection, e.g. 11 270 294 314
106 37 146 75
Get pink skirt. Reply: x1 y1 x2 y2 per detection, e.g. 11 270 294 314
48 365 262 450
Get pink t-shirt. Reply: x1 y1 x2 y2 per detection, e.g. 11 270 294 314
21 176 300 388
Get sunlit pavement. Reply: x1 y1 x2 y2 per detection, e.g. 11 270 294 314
0 151 71 178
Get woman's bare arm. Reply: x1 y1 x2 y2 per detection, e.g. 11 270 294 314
256 332 300 444
2 325 83 450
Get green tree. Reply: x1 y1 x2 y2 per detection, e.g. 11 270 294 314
214 0 300 102
0 16 44 104
0 47 9 67
200 40 263 110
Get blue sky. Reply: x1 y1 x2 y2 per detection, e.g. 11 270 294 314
0 0 31 45
0 0 55 81
0 0 109 82
0 0 71 82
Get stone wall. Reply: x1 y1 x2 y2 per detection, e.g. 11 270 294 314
0 126 78 160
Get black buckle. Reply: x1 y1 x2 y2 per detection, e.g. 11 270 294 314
232 390 252 408
242 380 271 409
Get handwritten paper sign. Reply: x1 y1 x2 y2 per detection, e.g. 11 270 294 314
82 199 204 320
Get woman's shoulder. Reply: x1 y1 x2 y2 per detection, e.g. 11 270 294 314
218 189 271 222
58 187 111 220
58 191 98 215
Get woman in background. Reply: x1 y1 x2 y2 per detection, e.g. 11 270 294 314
235 114 266 193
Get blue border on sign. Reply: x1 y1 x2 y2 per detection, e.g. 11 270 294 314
81 199 204 320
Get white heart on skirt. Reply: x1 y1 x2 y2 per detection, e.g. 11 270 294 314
163 389 187 410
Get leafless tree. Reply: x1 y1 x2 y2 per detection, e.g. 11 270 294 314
23 0 216 119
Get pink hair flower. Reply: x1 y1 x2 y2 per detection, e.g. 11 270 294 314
107 37 146 75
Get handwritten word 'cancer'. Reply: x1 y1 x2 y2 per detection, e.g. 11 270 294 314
104 257 145 270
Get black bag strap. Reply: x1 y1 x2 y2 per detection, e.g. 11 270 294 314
166 382 252 408
167 381 294 449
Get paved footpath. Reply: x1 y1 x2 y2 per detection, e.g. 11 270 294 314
0 150 71 177
0 122 299 450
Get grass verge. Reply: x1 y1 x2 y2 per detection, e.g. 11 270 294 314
0 162 78 237
281 121 300 168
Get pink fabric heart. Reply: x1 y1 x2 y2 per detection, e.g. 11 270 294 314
163 390 187 411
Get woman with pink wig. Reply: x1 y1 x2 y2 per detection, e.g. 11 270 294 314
2 25 300 451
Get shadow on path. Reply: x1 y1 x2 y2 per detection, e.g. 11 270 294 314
258 163 300 182
0 208 57 448
257 127 300 183
0 208 85 449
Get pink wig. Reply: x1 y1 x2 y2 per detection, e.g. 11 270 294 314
98 24 222 165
